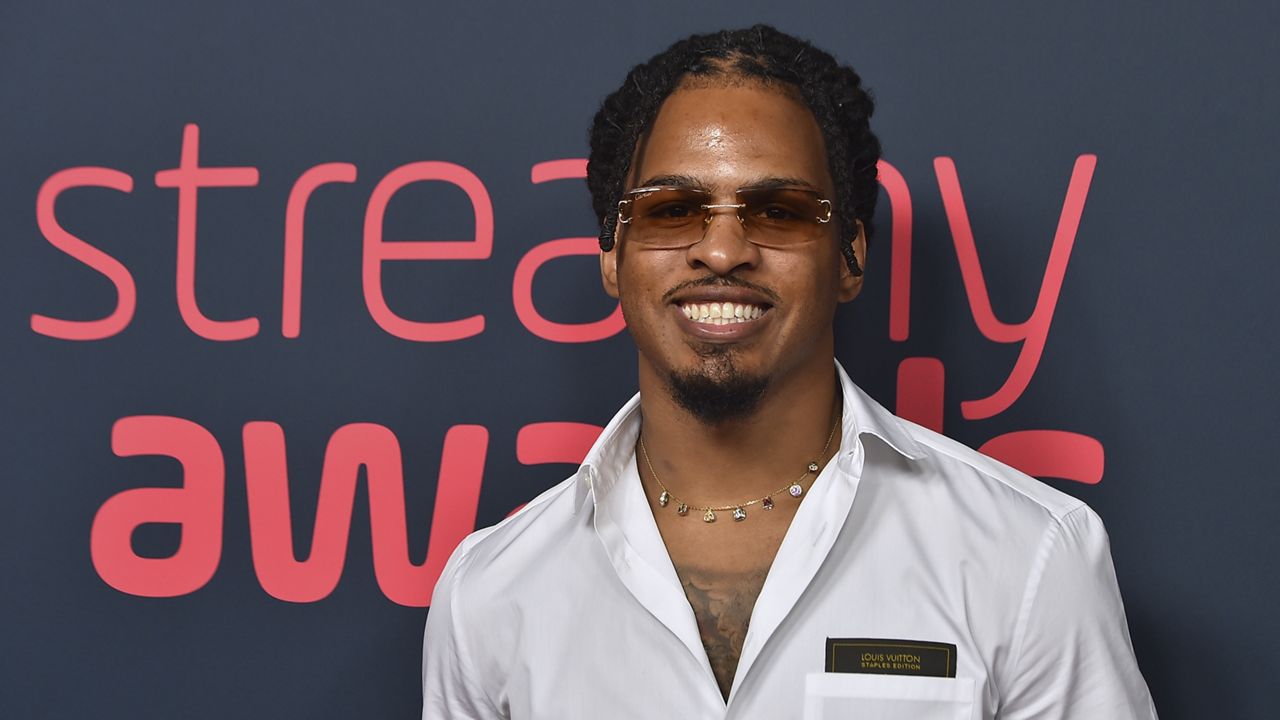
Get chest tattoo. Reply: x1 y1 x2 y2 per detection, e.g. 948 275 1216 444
678 565 770 701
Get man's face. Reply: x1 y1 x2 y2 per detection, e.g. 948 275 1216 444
601 80 865 418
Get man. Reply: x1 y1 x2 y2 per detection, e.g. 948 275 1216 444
423 25 1157 719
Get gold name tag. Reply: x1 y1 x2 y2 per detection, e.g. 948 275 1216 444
825 638 957 678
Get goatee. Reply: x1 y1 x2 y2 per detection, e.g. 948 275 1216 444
666 349 767 424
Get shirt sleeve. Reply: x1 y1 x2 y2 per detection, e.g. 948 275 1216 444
421 541 503 720
999 505 1159 719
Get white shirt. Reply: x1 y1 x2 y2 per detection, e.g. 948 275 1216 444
422 363 1158 719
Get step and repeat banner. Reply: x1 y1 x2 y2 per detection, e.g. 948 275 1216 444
3 1 1276 718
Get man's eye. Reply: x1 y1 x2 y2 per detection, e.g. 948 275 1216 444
756 205 801 221
651 203 698 219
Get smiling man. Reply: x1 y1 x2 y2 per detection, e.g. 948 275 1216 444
423 26 1157 719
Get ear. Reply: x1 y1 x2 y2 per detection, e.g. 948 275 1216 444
601 231 620 299
836 220 867 303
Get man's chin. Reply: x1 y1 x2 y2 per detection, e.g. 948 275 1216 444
665 366 769 425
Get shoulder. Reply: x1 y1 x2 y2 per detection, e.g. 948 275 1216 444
854 412 1112 578
434 391 642 616
433 472 587 607
894 416 1089 525
424 473 593 704
839 365 1089 535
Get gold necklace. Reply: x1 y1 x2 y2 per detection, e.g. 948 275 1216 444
637 412 840 523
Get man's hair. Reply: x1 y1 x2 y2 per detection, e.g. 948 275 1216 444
586 24 881 275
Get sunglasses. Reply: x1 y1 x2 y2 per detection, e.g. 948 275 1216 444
616 185 833 249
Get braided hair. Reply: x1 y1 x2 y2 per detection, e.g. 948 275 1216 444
586 24 880 276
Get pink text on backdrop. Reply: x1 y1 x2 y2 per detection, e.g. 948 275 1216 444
38 124 1107 603
91 416 597 606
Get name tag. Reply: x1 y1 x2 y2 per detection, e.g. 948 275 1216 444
825 638 957 678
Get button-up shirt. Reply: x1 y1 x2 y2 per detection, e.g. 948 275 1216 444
422 363 1157 719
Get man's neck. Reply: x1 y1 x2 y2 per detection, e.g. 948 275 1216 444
634 359 842 504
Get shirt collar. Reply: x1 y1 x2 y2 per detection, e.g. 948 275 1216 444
832 360 926 462
572 359 925 513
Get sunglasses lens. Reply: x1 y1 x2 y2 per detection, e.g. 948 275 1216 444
626 189 708 247
621 187 828 248
738 188 829 247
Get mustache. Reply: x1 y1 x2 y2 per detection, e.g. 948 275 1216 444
660 275 781 305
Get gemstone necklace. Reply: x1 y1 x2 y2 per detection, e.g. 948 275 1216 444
637 412 840 523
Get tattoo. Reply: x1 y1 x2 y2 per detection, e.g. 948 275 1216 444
679 565 770 701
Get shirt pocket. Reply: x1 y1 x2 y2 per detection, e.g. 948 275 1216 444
802 673 975 720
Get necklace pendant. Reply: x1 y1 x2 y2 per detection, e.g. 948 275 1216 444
762 496 774 510
807 461 820 473
703 509 716 523
676 503 689 516
789 483 804 498
658 490 670 507
732 507 746 521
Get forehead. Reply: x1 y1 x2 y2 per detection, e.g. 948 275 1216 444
630 81 832 193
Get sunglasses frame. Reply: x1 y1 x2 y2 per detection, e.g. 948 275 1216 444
616 185 833 236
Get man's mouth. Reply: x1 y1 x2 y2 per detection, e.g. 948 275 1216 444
679 301 769 326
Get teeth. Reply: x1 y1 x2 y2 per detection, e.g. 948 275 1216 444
680 301 767 325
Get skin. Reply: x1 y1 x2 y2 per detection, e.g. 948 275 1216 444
600 79 867 701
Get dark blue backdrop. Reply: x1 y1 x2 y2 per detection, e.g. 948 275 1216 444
3 1 1277 717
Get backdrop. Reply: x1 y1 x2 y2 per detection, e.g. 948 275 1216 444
3 1 1276 717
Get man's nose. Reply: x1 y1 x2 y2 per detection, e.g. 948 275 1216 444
686 208 761 276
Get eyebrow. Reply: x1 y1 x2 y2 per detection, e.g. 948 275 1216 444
739 176 823 192
632 174 822 193
633 174 710 191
